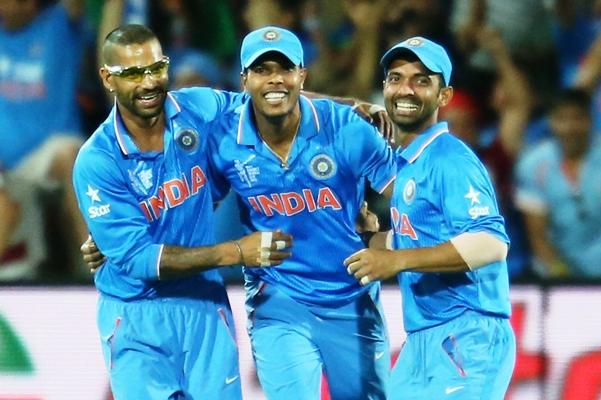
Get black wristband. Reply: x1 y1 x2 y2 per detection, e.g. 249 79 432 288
360 231 377 247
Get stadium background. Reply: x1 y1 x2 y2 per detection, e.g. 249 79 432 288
2 0 601 398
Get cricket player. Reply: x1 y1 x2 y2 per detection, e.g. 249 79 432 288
208 26 397 399
72 24 291 399
345 37 516 399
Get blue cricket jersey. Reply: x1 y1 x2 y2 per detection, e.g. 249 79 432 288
208 96 396 306
0 4 83 168
72 87 245 301
391 122 511 333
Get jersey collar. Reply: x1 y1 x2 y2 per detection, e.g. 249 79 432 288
112 92 182 157
236 95 321 146
397 121 449 164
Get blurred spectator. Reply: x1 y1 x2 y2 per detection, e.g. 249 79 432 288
0 170 22 280
147 0 237 61
241 0 317 66
169 49 223 89
307 0 386 101
451 0 556 101
0 0 88 281
553 0 601 88
442 28 535 279
515 89 601 278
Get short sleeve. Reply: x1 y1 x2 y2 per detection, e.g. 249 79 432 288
437 149 508 242
72 148 163 281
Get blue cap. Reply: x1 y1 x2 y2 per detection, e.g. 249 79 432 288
380 36 452 86
240 26 304 70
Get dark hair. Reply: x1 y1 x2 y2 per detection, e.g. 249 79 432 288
102 24 159 65
105 24 158 46
551 88 591 112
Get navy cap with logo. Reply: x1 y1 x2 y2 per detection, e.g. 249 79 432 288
380 36 452 86
240 26 304 71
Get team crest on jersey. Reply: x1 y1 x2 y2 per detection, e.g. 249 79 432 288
309 154 336 180
175 128 199 152
403 179 416 205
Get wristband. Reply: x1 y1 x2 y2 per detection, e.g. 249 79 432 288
232 241 244 265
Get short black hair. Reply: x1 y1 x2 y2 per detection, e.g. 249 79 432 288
103 24 158 64
551 88 591 112
105 24 157 46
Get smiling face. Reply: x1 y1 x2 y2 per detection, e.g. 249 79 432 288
100 38 169 123
383 57 452 135
242 52 306 121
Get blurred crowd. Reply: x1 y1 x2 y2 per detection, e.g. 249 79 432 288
1 0 601 283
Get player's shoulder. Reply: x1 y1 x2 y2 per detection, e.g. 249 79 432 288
76 119 118 168
170 86 218 108
427 132 484 172
309 98 373 136
309 97 355 121
434 132 476 157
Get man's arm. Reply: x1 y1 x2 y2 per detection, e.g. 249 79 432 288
478 27 533 157
344 231 507 284
157 231 292 280
0 175 20 260
521 210 570 277
96 0 125 70
82 230 292 279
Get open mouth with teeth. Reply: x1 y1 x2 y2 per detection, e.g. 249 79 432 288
136 91 163 107
394 101 420 115
264 91 287 104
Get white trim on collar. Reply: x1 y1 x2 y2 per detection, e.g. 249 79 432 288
407 128 447 163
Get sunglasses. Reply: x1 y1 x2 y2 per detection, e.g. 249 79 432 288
105 56 170 82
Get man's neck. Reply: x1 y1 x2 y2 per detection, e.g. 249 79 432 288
254 108 301 145
253 108 301 164
119 108 165 152
395 119 441 148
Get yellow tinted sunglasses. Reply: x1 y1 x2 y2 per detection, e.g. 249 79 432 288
105 56 170 82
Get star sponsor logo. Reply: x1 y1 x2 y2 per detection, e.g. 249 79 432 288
465 185 489 219
85 185 111 219
464 185 481 205
86 185 100 203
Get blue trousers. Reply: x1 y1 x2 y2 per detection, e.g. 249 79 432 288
247 282 390 400
97 293 242 400
388 311 516 400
